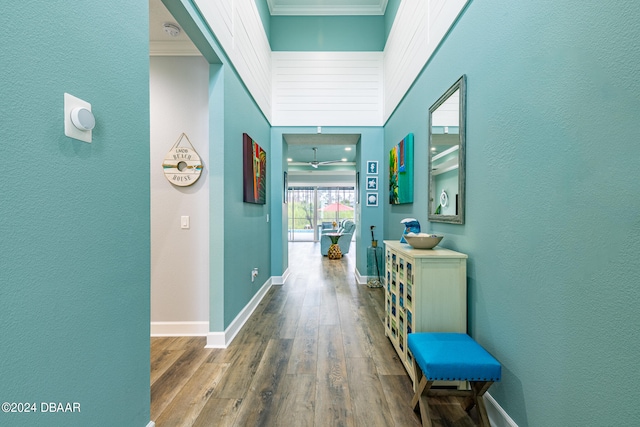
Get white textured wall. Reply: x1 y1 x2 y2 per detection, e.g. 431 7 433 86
150 56 210 334
383 0 468 122
194 0 467 126
272 52 384 126
195 0 272 121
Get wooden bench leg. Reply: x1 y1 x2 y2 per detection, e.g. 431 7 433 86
410 377 434 427
418 390 433 427
411 376 427 410
411 356 434 427
470 381 493 427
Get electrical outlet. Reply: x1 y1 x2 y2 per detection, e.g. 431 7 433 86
251 268 259 282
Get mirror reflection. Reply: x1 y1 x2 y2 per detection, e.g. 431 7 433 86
428 75 465 224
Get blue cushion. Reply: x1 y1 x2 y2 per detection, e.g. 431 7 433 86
407 333 501 382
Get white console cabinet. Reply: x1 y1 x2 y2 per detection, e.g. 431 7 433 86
383 240 468 381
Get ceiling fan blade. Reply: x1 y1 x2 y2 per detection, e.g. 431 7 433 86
317 160 344 165
301 147 349 168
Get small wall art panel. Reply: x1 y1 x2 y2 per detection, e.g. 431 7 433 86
389 133 414 204
243 133 267 204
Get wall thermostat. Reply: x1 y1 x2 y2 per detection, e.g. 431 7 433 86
70 107 95 131
64 93 94 143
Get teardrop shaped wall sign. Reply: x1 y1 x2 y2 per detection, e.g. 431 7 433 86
162 133 203 187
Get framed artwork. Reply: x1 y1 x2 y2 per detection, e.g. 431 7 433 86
366 176 378 191
389 133 414 204
242 133 267 204
283 171 288 204
366 192 378 206
366 161 378 175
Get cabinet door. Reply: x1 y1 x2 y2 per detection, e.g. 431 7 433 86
404 258 415 373
397 255 406 356
396 253 417 376
385 248 400 346
384 248 393 341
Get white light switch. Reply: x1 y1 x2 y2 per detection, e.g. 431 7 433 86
181 216 190 229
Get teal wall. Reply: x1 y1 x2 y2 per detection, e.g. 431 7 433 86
384 0 402 40
0 2 150 426
255 0 399 50
209 64 226 332
385 1 640 425
270 130 288 277
355 128 386 275
222 69 271 328
270 16 385 51
254 0 271 39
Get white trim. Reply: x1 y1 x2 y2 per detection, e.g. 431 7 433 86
146 422 156 427
356 268 384 287
150 321 209 336
206 331 226 348
272 269 291 285
485 393 519 427
206 278 273 348
149 41 201 56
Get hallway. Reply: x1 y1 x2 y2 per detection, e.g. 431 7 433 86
150 242 477 426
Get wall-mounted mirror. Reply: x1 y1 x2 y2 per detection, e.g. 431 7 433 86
428 75 466 224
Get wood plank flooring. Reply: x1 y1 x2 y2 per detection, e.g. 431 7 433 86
151 242 478 426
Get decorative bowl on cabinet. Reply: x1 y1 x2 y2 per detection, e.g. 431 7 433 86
403 233 444 249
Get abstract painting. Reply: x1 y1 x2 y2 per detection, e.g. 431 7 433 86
389 133 414 204
243 133 266 204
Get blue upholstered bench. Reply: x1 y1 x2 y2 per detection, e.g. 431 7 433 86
407 333 501 427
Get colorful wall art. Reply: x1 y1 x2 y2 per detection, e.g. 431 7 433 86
389 133 414 204
243 133 267 204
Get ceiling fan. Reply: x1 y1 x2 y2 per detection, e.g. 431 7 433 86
307 147 344 168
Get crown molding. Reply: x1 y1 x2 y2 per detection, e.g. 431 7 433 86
267 0 388 16
150 40 201 56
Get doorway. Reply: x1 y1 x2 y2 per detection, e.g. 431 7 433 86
288 186 356 242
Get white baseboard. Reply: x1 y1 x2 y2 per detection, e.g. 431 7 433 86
355 268 384 287
150 321 209 336
205 277 273 348
485 392 518 427
146 422 156 427
272 268 290 285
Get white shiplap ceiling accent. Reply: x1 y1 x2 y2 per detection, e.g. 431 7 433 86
267 0 388 16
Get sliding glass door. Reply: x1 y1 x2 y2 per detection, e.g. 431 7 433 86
288 187 316 241
288 186 355 242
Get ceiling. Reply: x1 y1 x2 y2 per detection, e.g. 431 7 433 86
149 0 389 45
285 134 359 166
149 0 198 53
